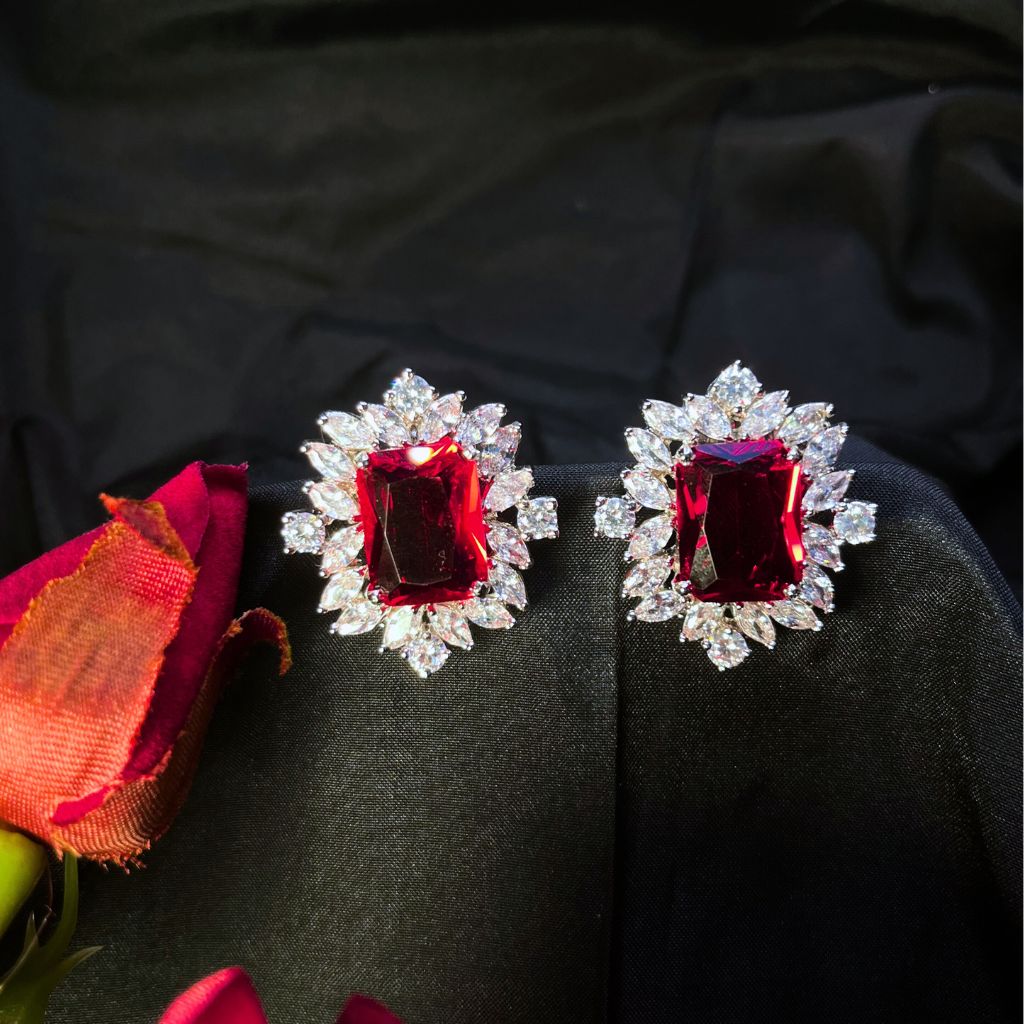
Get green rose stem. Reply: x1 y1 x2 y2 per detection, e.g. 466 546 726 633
0 840 100 1024
0 831 46 940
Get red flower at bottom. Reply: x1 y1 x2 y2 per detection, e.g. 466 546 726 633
159 968 404 1024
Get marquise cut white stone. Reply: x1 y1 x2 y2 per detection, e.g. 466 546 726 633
456 403 505 446
464 597 515 629
642 400 692 440
382 606 421 650
779 403 831 444
802 523 844 570
768 599 821 631
622 555 672 598
307 480 358 521
801 423 848 476
417 392 463 443
489 560 527 608
803 470 854 512
320 411 375 450
361 403 411 447
302 442 354 481
487 522 531 568
476 423 522 478
429 605 474 649
738 391 789 439
622 469 673 510
332 598 384 636
634 590 685 622
485 468 534 512
626 513 674 561
681 601 722 640
625 428 673 470
732 603 776 647
319 568 364 612
687 394 732 439
799 563 835 611
320 525 365 575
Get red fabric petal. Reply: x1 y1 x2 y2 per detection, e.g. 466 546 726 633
337 994 405 1024
160 968 268 1024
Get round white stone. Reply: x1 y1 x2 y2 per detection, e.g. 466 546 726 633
595 497 636 538
403 634 451 677
834 501 877 545
282 512 325 554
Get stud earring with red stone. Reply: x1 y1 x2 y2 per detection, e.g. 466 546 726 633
594 361 876 670
281 370 557 677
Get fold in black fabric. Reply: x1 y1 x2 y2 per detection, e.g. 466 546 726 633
47 445 1022 1024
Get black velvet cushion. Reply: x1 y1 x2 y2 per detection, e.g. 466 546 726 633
49 440 1022 1023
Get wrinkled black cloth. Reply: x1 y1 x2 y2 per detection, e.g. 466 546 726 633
45 444 1022 1024
1 2 1021 1022
0 2 1020 593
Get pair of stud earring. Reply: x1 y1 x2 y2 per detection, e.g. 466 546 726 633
281 364 877 675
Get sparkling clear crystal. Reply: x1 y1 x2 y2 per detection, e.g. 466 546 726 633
417 393 463 443
382 606 421 649
487 522 531 568
622 555 672 598
779 403 831 444
709 362 761 410
332 598 384 636
803 470 854 512
385 371 435 420
626 513 674 561
361 403 411 447
476 423 522 478
732 603 776 648
633 590 684 622
834 501 877 544
303 442 355 480
801 423 848 476
799 563 835 611
319 568 364 611
595 496 636 538
622 469 673 510
429 605 475 649
705 624 750 670
281 511 326 554
802 523 844 571
321 525 365 575
320 411 376 450
768 599 821 631
308 480 358 521
484 468 534 512
456 403 505 446
738 391 790 439
464 597 515 629
489 560 527 608
403 634 450 676
625 428 673 470
517 497 558 540
687 395 732 439
643 400 693 440
681 601 722 640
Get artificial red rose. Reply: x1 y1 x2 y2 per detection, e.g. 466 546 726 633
158 967 404 1024
0 463 289 863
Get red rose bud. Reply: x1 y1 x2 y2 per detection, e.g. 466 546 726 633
0 463 290 864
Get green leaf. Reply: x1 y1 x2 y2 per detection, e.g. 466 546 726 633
0 831 46 940
0 856 100 1024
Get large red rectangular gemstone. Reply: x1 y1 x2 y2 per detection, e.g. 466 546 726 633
675 440 805 603
355 439 489 607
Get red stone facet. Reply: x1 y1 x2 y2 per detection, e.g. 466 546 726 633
675 440 805 603
355 439 489 607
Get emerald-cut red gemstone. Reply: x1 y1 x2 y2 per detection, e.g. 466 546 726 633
674 440 806 603
355 439 489 607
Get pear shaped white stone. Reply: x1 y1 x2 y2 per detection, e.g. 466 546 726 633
487 522 531 569
332 598 384 636
732 604 776 648
429 605 475 649
464 598 515 629
485 468 534 512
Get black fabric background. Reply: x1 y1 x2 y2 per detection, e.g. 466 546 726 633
0 2 1021 1022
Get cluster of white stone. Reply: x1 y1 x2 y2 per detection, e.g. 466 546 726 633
281 370 558 677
